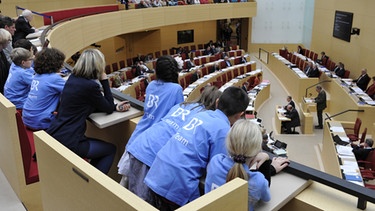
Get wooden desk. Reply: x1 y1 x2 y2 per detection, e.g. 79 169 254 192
320 73 375 136
255 172 311 211
267 54 319 104
85 99 143 181
322 121 364 186
275 106 290 134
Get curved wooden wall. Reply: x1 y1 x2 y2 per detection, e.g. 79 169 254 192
47 3 257 57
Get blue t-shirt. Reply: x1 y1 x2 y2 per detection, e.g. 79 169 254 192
205 154 271 211
126 80 184 147
127 103 204 167
4 63 34 109
144 109 229 206
22 73 66 130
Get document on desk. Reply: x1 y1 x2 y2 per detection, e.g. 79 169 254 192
340 165 358 174
336 145 354 156
330 126 345 133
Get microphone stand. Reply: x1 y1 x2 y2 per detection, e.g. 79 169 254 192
305 80 331 97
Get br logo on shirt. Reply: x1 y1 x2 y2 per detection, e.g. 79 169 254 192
171 108 191 121
183 118 203 133
146 94 159 108
30 80 40 91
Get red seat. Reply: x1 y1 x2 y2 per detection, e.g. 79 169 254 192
245 63 252 73
233 68 239 78
197 44 204 49
112 63 119 72
162 50 168 55
15 111 39 185
190 45 196 51
195 50 201 57
346 118 362 142
221 73 227 83
126 58 133 67
185 74 192 85
105 65 111 74
125 70 133 80
312 52 318 61
179 78 186 89
231 45 237 50
212 81 223 89
135 85 145 102
239 66 245 75
119 60 126 69
226 71 233 81
201 57 207 64
155 51 161 58
201 67 208 76
228 51 235 57
344 70 351 78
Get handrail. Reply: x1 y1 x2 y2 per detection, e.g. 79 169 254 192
15 6 54 24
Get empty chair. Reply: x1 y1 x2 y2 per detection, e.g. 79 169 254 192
239 66 245 75
190 45 196 51
305 49 311 57
169 49 174 55
201 57 207 64
155 51 161 58
105 65 111 74
226 70 233 81
126 58 133 67
112 63 119 72
212 81 223 89
312 52 318 61
162 49 168 55
245 63 252 72
195 50 201 57
135 85 145 102
197 44 204 49
15 110 39 185
201 67 208 76
179 78 186 90
328 61 336 71
236 50 242 57
221 73 227 83
125 70 133 80
119 60 126 69
233 68 239 78
346 118 362 142
343 70 350 78
228 51 235 57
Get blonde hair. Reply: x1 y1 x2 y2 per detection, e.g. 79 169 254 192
10 47 33 66
0 28 11 45
72 48 105 79
226 119 262 182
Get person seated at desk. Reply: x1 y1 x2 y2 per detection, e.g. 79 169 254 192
352 138 374 161
282 105 301 134
365 76 375 100
47 49 131 174
224 55 232 67
297 45 305 55
316 51 329 66
305 62 319 78
239 55 247 64
242 81 249 93
203 46 213 56
210 62 221 73
333 62 345 78
190 69 202 84
205 120 289 211
134 61 150 77
186 57 196 70
284 95 295 110
353 68 371 91
13 10 38 44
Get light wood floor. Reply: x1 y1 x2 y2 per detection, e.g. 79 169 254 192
251 54 324 172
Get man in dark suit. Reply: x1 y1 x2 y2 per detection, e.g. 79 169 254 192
13 10 37 44
186 58 196 70
352 138 373 161
224 56 232 67
304 62 313 76
366 76 375 100
239 55 247 64
353 68 371 91
314 86 327 129
284 96 295 109
316 51 329 66
282 105 301 134
241 82 249 93
307 63 320 78
190 69 202 84
333 62 345 78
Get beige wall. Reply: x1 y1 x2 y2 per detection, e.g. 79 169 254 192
311 0 375 79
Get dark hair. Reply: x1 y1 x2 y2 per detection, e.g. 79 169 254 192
0 16 15 28
34 48 65 74
14 39 33 51
155 55 179 83
217 86 250 116
365 139 374 147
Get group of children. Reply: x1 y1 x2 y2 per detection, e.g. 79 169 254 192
117 55 289 210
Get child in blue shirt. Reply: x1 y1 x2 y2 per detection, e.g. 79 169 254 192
144 86 250 209
4 47 34 109
205 119 271 211
124 86 222 204
118 55 184 178
22 48 66 130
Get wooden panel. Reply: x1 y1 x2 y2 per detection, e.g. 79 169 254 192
47 3 257 58
0 94 42 210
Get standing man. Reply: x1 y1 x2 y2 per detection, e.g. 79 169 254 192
314 85 327 129
353 68 371 91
